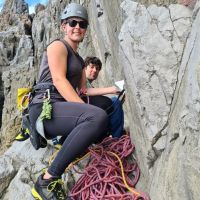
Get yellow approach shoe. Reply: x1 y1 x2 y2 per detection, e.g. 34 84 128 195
31 174 66 200
15 128 30 141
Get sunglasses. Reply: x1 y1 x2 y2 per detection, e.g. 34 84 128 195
66 20 88 29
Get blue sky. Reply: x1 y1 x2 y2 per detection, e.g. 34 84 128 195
0 0 3 11
0 0 48 13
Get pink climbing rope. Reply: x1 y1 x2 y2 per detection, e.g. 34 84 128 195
69 135 151 200
178 0 196 7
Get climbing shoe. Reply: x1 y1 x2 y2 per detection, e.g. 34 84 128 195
31 174 66 200
15 128 30 141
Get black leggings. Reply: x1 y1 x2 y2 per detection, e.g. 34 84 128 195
29 101 108 176
82 95 113 115
59 95 113 145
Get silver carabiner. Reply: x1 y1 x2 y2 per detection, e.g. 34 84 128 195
46 89 50 101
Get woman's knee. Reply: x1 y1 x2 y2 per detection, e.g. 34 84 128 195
93 108 108 131
77 104 109 132
91 108 109 142
96 107 108 121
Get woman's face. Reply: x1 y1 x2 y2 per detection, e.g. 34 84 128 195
62 17 87 43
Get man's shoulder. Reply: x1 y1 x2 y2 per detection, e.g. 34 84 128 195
86 79 93 88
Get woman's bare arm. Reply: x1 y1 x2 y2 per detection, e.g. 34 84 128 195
78 69 87 94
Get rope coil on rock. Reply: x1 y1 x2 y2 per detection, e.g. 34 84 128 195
67 135 150 200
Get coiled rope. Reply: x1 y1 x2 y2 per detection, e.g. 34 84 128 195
67 135 150 200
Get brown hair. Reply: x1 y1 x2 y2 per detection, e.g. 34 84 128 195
84 57 102 71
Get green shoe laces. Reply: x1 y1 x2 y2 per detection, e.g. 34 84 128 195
47 179 66 200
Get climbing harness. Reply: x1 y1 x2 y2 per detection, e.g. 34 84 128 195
16 83 57 149
30 84 57 150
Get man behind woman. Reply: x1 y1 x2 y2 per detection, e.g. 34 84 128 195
84 56 125 138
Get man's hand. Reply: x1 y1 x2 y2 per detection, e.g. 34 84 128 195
78 88 87 96
111 86 121 94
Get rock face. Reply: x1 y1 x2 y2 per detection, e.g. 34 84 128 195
119 0 192 177
0 0 200 199
0 0 34 142
149 5 200 199
2 0 28 14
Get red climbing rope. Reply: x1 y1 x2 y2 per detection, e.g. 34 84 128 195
69 135 150 200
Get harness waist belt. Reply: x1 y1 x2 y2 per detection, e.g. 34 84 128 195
33 83 58 93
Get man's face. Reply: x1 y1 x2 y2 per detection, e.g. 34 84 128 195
85 63 100 81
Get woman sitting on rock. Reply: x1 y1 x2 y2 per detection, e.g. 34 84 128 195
30 3 118 200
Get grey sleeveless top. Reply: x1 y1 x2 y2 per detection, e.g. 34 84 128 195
32 39 85 103
38 39 84 90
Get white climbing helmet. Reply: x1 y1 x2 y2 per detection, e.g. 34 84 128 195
61 3 88 22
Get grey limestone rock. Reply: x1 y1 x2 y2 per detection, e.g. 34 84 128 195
0 155 16 197
2 0 28 14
